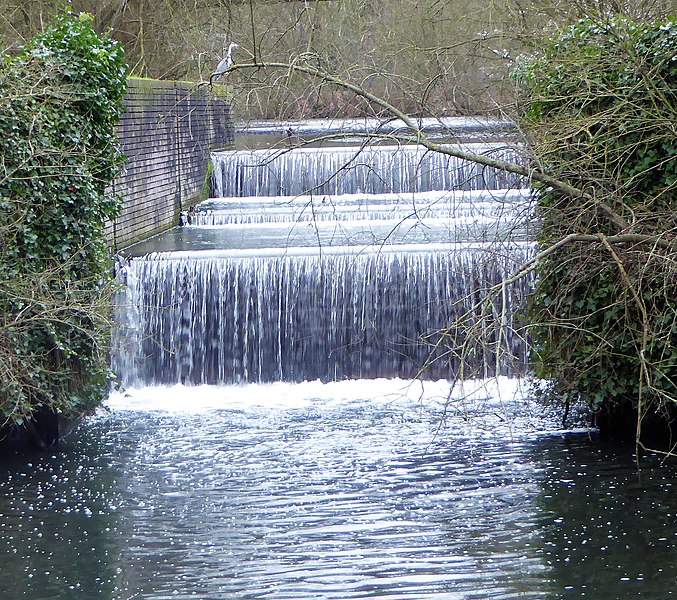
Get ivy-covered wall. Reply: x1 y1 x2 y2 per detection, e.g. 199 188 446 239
107 79 234 250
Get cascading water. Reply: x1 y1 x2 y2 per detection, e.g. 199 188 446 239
189 188 527 226
114 245 531 387
14 122 673 600
112 136 534 388
211 143 525 198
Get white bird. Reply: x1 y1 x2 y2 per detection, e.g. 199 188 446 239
215 42 238 76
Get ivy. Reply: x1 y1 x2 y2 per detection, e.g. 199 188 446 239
0 13 127 426
515 16 677 423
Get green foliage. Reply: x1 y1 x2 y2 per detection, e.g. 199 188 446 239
515 16 677 416
0 13 127 425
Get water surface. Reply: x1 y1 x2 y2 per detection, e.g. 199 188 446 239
1 380 675 599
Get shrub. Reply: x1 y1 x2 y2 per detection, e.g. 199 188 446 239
515 16 677 435
0 13 127 426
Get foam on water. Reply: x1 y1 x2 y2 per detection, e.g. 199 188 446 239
104 376 551 432
107 377 532 413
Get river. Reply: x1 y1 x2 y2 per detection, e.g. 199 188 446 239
1 118 676 599
1 380 676 598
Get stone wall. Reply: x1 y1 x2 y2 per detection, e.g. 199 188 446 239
107 78 234 250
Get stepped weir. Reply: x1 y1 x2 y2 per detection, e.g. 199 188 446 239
113 122 533 388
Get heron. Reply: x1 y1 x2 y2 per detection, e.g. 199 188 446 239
215 42 238 76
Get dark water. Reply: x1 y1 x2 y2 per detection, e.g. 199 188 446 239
1 383 676 599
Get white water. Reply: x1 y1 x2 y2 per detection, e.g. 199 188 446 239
189 189 531 230
112 245 532 387
238 116 515 137
115 134 535 389
107 376 534 421
211 143 526 198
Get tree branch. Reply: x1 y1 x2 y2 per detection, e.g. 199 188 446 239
225 59 630 231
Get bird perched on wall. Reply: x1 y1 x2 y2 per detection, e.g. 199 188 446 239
215 42 238 77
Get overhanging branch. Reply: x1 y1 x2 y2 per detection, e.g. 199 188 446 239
224 59 630 231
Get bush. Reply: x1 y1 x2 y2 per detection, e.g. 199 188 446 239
515 16 677 436
0 13 127 427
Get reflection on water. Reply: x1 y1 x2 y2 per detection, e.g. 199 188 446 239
1 381 676 599
0 437 123 598
532 438 677 597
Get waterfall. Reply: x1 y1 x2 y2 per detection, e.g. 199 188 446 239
113 132 532 388
211 143 526 198
189 189 529 227
112 245 532 387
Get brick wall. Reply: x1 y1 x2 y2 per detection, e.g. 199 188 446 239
107 78 234 250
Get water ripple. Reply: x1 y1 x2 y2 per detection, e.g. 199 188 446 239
2 384 677 599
